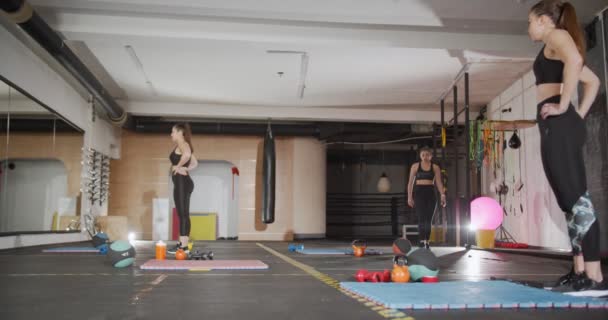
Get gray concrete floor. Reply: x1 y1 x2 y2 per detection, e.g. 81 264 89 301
0 240 606 320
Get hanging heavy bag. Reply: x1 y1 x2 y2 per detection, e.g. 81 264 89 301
262 124 276 224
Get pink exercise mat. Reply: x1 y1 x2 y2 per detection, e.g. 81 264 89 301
139 259 268 270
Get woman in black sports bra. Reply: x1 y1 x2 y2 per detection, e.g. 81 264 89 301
168 123 198 254
528 1 603 292
407 146 446 249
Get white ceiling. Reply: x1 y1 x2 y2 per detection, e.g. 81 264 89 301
0 81 52 114
21 0 608 122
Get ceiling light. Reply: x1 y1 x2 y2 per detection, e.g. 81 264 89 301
377 172 391 193
125 45 156 95
267 50 309 99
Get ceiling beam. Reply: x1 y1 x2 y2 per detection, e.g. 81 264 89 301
44 11 538 54
126 101 478 124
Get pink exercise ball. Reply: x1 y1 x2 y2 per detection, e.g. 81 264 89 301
471 197 503 230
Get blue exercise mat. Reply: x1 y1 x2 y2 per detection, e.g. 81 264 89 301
340 280 607 309
42 247 100 253
296 248 384 255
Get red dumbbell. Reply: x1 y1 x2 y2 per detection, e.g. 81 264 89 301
355 269 368 282
367 272 382 283
354 269 392 282
381 269 391 282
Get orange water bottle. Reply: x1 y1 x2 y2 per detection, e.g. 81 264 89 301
155 240 166 260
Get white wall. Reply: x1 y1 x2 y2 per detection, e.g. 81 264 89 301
169 160 239 239
0 26 88 131
0 232 88 250
0 96 50 113
1 24 121 244
292 138 326 238
0 25 121 155
483 70 570 250
0 159 67 232
84 117 121 218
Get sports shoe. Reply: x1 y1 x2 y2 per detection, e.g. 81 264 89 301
554 266 576 287
167 242 189 255
552 272 608 297
570 273 608 296
551 271 583 293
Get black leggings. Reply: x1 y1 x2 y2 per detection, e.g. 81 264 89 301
537 95 600 261
414 185 436 241
173 175 194 237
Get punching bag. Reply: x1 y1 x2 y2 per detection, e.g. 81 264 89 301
508 131 521 149
262 124 275 224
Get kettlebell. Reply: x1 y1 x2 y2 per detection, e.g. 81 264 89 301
175 248 188 260
391 255 410 283
351 239 367 258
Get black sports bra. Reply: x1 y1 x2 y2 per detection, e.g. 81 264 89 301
533 46 564 85
170 148 191 167
415 162 435 181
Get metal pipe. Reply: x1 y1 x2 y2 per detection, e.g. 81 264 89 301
133 120 321 137
1 0 127 126
602 10 608 113
0 118 79 132
440 99 445 167
436 63 470 104
436 58 534 104
446 107 467 125
464 72 471 247
453 85 459 246
453 86 459 197
465 72 471 204
432 123 437 158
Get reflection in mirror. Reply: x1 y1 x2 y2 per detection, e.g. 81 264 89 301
0 79 84 234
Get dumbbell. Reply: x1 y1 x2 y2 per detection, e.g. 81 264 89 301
354 269 391 282
190 250 214 260
288 243 304 252
98 245 108 255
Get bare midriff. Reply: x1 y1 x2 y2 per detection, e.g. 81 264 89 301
536 83 562 104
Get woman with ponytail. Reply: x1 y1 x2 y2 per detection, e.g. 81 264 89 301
528 0 604 293
168 123 198 254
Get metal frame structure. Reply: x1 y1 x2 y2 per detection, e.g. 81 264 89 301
434 71 472 248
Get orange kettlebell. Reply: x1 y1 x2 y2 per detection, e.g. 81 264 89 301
352 239 367 258
391 255 410 283
175 248 188 260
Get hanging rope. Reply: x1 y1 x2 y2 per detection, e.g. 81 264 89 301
465 119 499 169
474 120 483 168
469 120 476 162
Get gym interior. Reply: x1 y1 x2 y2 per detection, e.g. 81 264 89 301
1 1 608 319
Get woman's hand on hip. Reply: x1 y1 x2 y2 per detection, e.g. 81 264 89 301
540 103 566 119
